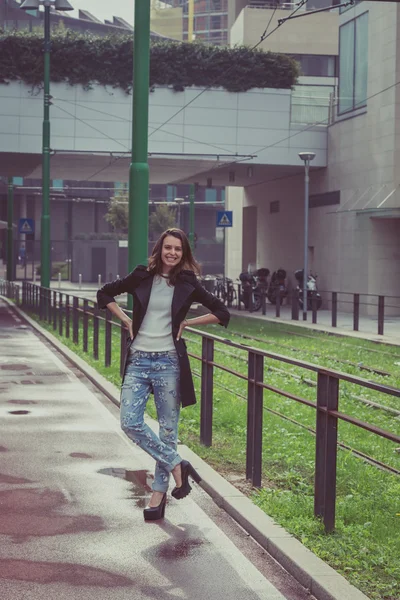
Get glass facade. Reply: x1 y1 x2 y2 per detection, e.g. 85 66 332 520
338 11 369 115
168 0 228 45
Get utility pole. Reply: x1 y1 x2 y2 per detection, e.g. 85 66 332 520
7 177 14 281
128 0 151 311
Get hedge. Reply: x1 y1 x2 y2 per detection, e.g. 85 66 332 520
0 30 299 92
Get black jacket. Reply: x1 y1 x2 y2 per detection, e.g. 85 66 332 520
97 265 230 408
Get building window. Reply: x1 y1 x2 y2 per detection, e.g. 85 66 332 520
205 189 217 203
211 15 221 29
52 179 63 189
309 191 340 208
270 201 280 214
12 177 24 186
290 55 337 78
166 185 176 202
338 12 368 115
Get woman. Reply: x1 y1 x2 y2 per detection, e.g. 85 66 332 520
97 229 230 521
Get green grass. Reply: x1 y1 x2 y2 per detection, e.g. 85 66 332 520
28 309 400 600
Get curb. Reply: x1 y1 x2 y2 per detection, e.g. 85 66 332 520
3 298 371 600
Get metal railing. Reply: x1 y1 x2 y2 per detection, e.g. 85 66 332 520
1 281 399 533
211 279 400 337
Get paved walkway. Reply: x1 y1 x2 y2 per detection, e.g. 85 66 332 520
0 299 313 600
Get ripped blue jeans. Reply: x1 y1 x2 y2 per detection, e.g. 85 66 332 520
120 350 182 492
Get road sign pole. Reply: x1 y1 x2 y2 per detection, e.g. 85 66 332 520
128 0 151 311
7 177 14 281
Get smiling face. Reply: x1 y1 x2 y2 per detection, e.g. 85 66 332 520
161 235 183 273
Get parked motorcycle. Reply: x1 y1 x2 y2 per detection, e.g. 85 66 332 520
239 268 270 311
267 268 288 305
294 269 322 310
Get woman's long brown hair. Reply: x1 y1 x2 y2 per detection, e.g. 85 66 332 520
148 229 200 285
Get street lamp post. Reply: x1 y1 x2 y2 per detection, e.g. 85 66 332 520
128 1 151 312
20 0 74 289
189 184 195 251
298 152 316 321
7 177 14 281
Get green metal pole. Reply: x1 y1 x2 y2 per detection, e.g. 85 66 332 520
7 177 14 281
41 4 51 289
128 1 151 310
189 183 195 251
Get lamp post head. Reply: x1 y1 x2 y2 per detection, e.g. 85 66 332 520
20 0 40 9
298 152 316 163
55 0 74 11
174 197 185 205
20 0 74 9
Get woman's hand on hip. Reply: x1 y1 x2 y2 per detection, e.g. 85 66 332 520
176 319 188 341
122 317 133 339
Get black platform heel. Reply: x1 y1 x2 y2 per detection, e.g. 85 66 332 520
143 493 167 521
171 460 202 500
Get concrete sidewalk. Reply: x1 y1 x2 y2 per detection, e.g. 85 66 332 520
0 299 310 600
0 298 371 600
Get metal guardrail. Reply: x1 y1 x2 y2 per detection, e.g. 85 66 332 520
1 280 400 533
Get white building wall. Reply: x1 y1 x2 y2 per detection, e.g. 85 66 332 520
0 82 327 169
224 186 244 279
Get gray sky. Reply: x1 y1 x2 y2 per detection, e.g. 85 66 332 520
65 0 136 26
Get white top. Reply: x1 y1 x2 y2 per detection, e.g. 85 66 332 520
131 275 175 352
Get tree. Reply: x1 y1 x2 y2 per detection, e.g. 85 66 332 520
149 204 177 239
104 188 128 233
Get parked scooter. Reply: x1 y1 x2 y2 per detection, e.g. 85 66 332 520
294 269 322 310
239 268 270 311
267 268 288 305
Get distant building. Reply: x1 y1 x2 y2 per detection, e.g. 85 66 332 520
0 0 167 39
165 0 229 46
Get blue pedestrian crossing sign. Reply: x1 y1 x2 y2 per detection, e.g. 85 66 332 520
18 218 35 234
216 211 233 228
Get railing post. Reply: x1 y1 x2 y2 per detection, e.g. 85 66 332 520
237 283 241 311
353 294 360 331
291 289 299 321
275 289 281 318
65 294 70 339
378 295 384 336
72 296 79 345
93 306 99 360
83 299 89 352
200 337 214 447
105 308 112 367
312 291 318 324
39 287 44 320
58 293 63 337
331 292 337 328
246 351 264 487
47 288 52 323
314 371 339 533
53 291 57 331
120 323 128 377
